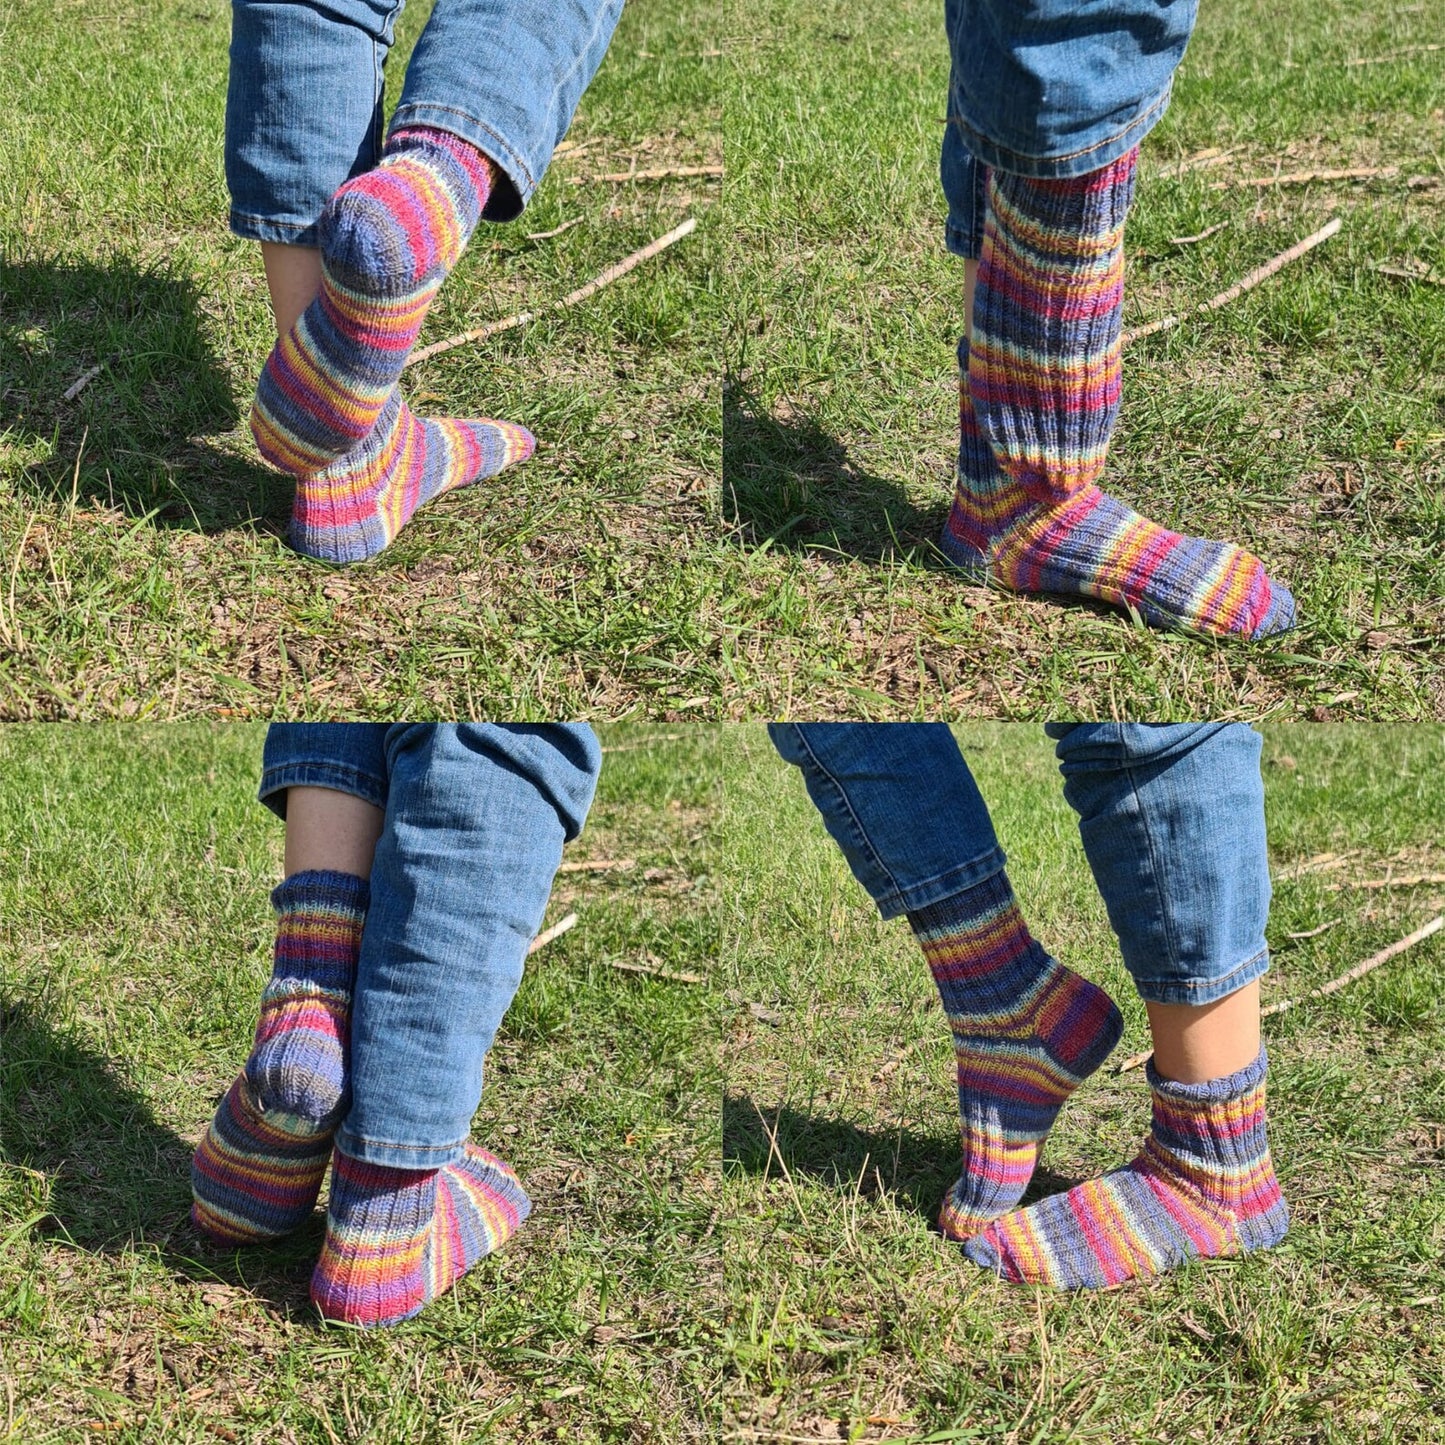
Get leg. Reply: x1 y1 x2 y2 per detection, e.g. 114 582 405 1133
935 0 1293 640
312 724 601 1327
965 724 1288 1287
768 724 1121 1238
260 243 324 338
250 0 625 563
191 725 390 1245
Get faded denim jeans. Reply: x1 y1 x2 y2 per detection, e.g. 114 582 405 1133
260 723 601 1166
226 0 624 242
941 0 1199 256
769 722 1271 1007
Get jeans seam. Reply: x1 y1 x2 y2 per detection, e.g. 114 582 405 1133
791 727 910 913
1130 943 1270 1004
948 84 1172 177
258 762 387 808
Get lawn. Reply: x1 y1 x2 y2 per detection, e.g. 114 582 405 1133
722 0 1445 719
721 725 1445 1441
0 724 722 1442
0 0 721 719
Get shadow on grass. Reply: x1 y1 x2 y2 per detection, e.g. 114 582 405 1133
721 1093 1080 1226
722 379 945 564
0 997 322 1319
0 258 289 534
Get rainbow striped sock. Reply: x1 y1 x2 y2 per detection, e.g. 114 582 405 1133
191 1076 337 1244
940 150 1295 640
246 870 368 1124
190 871 367 1245
964 1046 1289 1288
250 126 534 564
286 390 533 562
311 1144 532 1328
910 871 1123 1240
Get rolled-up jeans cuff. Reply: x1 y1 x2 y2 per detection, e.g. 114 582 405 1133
954 81 1173 181
333 1126 468 1170
228 210 327 247
875 844 1008 921
388 104 533 219
1130 944 1270 1007
257 760 389 820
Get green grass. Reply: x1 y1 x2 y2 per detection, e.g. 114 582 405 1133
722 0 1445 719
0 724 722 1442
721 725 1445 1441
0 0 721 718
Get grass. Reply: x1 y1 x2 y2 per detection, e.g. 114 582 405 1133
0 723 723 1442
722 0 1445 718
0 0 721 719
720 725 1445 1441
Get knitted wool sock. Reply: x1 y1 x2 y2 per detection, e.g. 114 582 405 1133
939 150 1295 640
191 1076 338 1244
311 1144 532 1328
246 870 368 1122
190 871 367 1245
910 870 1123 1240
249 126 534 563
286 389 534 563
964 1046 1289 1288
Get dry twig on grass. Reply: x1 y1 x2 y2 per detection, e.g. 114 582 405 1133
602 734 688 752
607 958 704 984
1169 221 1229 246
574 165 723 184
406 217 698 366
1374 262 1445 287
1123 216 1342 344
524 218 583 241
1284 917 1343 940
556 858 636 873
1211 166 1397 190
62 361 109 402
1115 915 1444 1071
528 912 578 954
1326 873 1445 892
1346 43 1445 65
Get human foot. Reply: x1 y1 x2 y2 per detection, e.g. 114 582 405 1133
947 149 1295 639
963 1047 1288 1287
911 870 1123 1239
190 871 366 1243
310 1144 532 1327
251 127 496 473
285 390 534 564
940 428 1296 639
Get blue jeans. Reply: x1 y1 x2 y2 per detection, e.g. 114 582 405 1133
769 723 1270 1007
226 0 623 243
941 0 1198 257
260 723 601 1167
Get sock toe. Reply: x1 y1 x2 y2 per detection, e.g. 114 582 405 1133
961 1230 1005 1272
1250 577 1297 639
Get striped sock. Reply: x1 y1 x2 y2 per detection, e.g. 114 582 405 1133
191 1076 337 1244
964 1046 1289 1288
910 871 1123 1240
246 871 368 1123
250 126 534 563
311 1144 532 1328
286 390 533 563
190 871 367 1245
939 150 1295 640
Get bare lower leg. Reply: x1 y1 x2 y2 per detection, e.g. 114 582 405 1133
283 786 384 880
1144 980 1261 1084
261 242 324 336
964 256 978 343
